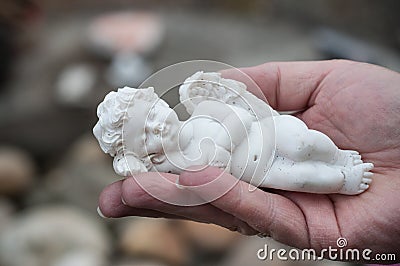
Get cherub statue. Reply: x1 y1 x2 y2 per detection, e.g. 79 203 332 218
93 71 373 195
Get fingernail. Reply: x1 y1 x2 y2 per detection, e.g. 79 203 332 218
247 183 258 192
121 197 127 205
97 206 108 218
175 176 185 190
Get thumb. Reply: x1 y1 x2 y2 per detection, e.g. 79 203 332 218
220 60 346 111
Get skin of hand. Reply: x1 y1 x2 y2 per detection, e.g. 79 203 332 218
98 60 400 261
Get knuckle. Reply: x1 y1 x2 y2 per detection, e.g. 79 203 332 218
230 217 259 236
121 177 151 208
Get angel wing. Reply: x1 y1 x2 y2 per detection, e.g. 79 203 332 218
179 71 278 119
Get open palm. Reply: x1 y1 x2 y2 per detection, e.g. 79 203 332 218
98 60 400 261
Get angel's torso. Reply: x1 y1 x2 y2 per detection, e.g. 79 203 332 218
150 103 275 181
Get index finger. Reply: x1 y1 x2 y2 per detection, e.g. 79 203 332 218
178 167 310 248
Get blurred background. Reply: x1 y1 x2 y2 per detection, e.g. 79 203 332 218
0 1 399 266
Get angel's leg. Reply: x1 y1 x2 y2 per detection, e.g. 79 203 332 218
262 157 345 193
274 115 340 163
268 115 372 194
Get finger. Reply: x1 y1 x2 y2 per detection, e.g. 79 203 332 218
120 173 258 235
278 191 342 250
221 60 348 111
179 167 310 248
98 179 183 219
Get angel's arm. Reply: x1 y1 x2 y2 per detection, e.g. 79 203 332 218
192 101 253 152
113 153 149 176
208 145 231 173
191 101 252 173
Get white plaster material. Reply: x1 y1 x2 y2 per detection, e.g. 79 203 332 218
93 72 373 195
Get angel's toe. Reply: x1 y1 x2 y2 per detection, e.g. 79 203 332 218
364 163 374 171
362 177 372 184
363 172 373 178
354 159 363 165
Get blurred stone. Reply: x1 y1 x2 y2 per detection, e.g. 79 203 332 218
0 147 35 195
87 11 164 56
0 197 15 233
113 259 168 266
221 237 296 266
221 236 351 266
0 205 111 266
106 53 152 88
118 218 188 266
313 27 400 70
55 63 97 108
180 220 240 253
52 250 107 266
63 133 110 164
27 134 120 211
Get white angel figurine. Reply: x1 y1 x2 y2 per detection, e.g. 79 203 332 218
93 71 373 195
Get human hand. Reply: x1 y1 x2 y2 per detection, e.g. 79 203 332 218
98 60 400 261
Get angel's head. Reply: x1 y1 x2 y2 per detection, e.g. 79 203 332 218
93 86 180 176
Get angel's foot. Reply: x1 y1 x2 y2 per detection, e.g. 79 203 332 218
339 162 374 195
334 150 361 167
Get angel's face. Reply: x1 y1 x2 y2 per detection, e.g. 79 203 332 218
144 103 180 154
123 99 180 159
